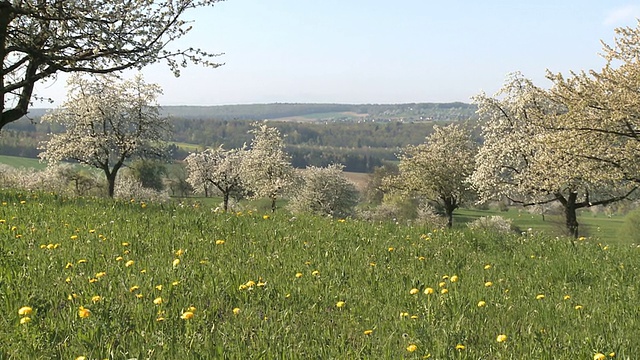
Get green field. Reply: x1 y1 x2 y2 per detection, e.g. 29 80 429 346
0 191 637 359
0 155 47 170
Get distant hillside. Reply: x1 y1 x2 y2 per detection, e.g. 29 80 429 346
21 102 477 123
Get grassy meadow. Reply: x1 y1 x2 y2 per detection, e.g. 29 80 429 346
1 191 638 359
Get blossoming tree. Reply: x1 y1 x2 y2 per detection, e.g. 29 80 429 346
385 123 476 228
243 122 294 212
0 0 223 131
470 73 636 238
39 74 170 197
184 145 248 211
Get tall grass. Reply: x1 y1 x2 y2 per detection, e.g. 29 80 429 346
1 191 637 359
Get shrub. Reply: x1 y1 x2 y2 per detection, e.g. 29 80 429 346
467 215 514 234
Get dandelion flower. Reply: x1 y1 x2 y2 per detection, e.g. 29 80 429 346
233 307 241 315
406 344 418 352
438 281 446 288
153 297 163 305
409 288 419 295
155 285 163 291
424 287 434 295
388 247 394 252
91 296 101 303
245 280 256 287
88 278 98 283
172 258 180 268
536 294 545 300
311 270 320 276
477 301 486 307
181 311 194 320
484 281 493 287
410 315 418 319
295 272 303 278
575 305 583 310
175 249 184 256
215 239 225 245
336 301 345 308
65 262 74 269
77 259 87 264
95 272 106 278
263 215 270 220
125 260 134 267
440 288 449 294
188 306 196 312
364 329 373 335
122 242 130 246
70 235 78 240
450 275 459 282
136 294 144 299
563 295 571 300
496 334 507 343
484 264 492 270
75 356 87 360
455 344 465 350
156 317 165 322
609 352 615 357
594 354 606 360
115 256 123 261
129 285 140 292
18 306 33 316
20 317 31 324
78 306 91 318
172 280 180 286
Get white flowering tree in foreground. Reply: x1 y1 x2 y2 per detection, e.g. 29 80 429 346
470 73 636 238
544 21 640 185
0 0 224 131
386 123 476 228
288 164 359 218
243 122 294 212
184 146 248 211
39 74 170 198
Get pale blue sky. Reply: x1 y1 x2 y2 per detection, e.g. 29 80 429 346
34 1 640 106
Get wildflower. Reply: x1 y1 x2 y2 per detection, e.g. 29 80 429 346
418 256 425 261
406 344 418 352
455 344 465 350
364 329 373 335
440 288 449 294
95 272 106 278
175 249 184 256
78 306 91 318
136 294 144 299
215 239 225 245
46 243 55 250
409 288 419 295
91 296 101 303
295 272 303 278
575 305 583 310
172 281 180 286
536 294 545 300
153 297 163 305
233 307 241 315
172 259 180 268
484 281 493 287
410 315 418 319
609 352 615 357
484 264 492 270
424 287 434 295
594 354 606 360
75 356 87 360
77 259 87 264
563 295 571 300
155 285 163 291
156 317 165 322
18 306 33 316
336 301 345 308
400 312 409 318
263 215 270 220
181 311 194 320
115 256 123 261
388 247 394 252
88 278 98 283
187 306 196 312
450 275 459 282
438 281 446 288
20 317 31 324
129 285 140 292
140 269 146 273
245 280 256 287
125 260 134 267
257 281 266 287
65 277 71 283
477 301 486 307
70 235 78 240
311 270 320 276
496 334 507 343
122 242 130 246
89 229 95 233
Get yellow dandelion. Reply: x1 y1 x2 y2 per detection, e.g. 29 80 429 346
364 329 373 335
455 344 465 350
424 287 434 295
484 281 493 287
484 264 492 270
65 277 71 283
245 280 256 287
78 306 91 318
477 300 486 307
89 229 95 233
91 296 101 303
70 235 78 240
563 295 571 300
172 280 180 286
263 215 270 220
388 247 394 252
406 344 418 352
88 278 98 283
65 262 73 269
175 249 184 256
400 312 409 318
46 243 55 250
172 258 180 268
594 354 606 360
496 334 507 343
135 294 144 299
238 284 248 290
155 285 163 291
609 352 615 357
77 259 87 264
181 311 194 320
122 242 130 246
233 307 241 315
153 297 163 305
295 272 303 278
575 305 583 310
20 317 31 325
440 288 449 294
450 275 459 282
215 239 225 245
187 306 196 312
18 306 33 316
409 288 419 295
125 260 134 267
95 272 106 278
418 256 425 261
75 356 87 360
336 301 345 308
410 315 418 319
156 317 165 322
536 294 545 300
438 281 446 288
115 256 123 261
311 270 320 276
140 269 146 273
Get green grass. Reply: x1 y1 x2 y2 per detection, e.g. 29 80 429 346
0 191 637 359
0 155 47 170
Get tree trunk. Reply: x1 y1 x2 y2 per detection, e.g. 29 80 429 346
442 196 457 229
223 192 229 212
271 195 277 213
563 193 579 238
106 171 117 198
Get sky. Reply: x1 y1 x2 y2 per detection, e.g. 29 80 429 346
32 1 640 107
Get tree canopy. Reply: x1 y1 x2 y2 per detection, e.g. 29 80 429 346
0 0 223 131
